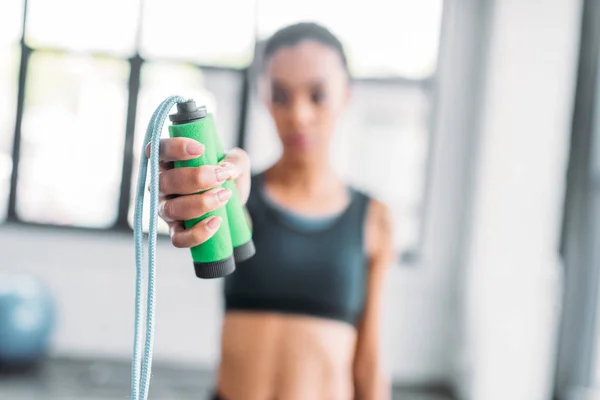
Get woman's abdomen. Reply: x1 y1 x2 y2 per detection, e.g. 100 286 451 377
217 312 357 400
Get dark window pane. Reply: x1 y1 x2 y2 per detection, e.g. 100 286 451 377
17 52 129 227
128 62 243 233
26 0 141 56
140 0 256 67
594 82 600 180
246 81 431 255
0 45 21 222
0 0 24 221
256 0 444 78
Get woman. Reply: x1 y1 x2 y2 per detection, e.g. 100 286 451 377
155 22 394 400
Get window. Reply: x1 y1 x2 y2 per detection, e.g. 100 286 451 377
256 0 444 78
139 0 256 67
332 82 431 254
0 46 20 222
3 0 445 260
245 93 281 173
127 62 243 233
16 52 129 227
25 0 141 56
0 0 24 221
0 0 24 46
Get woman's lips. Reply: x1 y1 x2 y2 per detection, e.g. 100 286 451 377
286 134 315 148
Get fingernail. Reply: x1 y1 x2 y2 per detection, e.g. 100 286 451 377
215 167 232 182
187 142 204 155
216 188 232 202
158 202 174 222
207 216 222 230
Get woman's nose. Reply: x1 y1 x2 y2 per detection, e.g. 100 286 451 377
289 99 315 128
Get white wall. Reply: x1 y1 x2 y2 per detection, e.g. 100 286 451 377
0 216 453 383
455 0 583 399
0 225 224 370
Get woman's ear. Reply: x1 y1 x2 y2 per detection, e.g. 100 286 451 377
341 80 352 110
345 83 352 105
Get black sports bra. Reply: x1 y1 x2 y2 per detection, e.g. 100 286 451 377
223 173 371 326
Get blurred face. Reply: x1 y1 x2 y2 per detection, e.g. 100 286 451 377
262 40 350 161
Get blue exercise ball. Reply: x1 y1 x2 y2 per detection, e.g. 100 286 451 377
0 272 56 364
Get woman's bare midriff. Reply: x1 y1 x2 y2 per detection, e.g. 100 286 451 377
216 311 357 400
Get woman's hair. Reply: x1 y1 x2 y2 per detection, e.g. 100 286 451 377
262 22 349 75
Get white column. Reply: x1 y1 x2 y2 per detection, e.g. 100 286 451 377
458 0 582 399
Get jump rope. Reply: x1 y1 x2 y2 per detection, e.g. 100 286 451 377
131 96 255 400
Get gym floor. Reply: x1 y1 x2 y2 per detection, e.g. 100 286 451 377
0 357 454 400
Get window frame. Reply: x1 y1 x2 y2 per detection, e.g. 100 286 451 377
4 0 444 266
554 0 600 395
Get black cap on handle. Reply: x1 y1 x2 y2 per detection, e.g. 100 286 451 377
194 256 236 279
169 99 207 125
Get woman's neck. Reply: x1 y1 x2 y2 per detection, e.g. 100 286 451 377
267 156 339 197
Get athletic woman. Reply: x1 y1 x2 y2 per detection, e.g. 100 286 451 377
154 22 394 400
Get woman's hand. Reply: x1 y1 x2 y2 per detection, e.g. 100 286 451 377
147 138 251 248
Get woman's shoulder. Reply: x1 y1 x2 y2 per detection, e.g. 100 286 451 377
346 181 389 208
361 190 393 263
336 182 394 264
346 181 381 213
348 183 370 202
352 186 390 223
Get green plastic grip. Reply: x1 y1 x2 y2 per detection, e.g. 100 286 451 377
206 114 255 262
167 99 255 279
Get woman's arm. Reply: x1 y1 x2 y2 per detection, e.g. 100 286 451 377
354 198 394 400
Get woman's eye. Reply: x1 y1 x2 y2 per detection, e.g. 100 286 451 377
272 89 288 105
311 91 326 104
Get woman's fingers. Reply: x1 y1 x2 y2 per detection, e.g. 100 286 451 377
159 164 236 196
158 187 232 222
168 216 223 248
141 139 252 250
145 138 205 162
220 147 251 205
219 147 250 181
